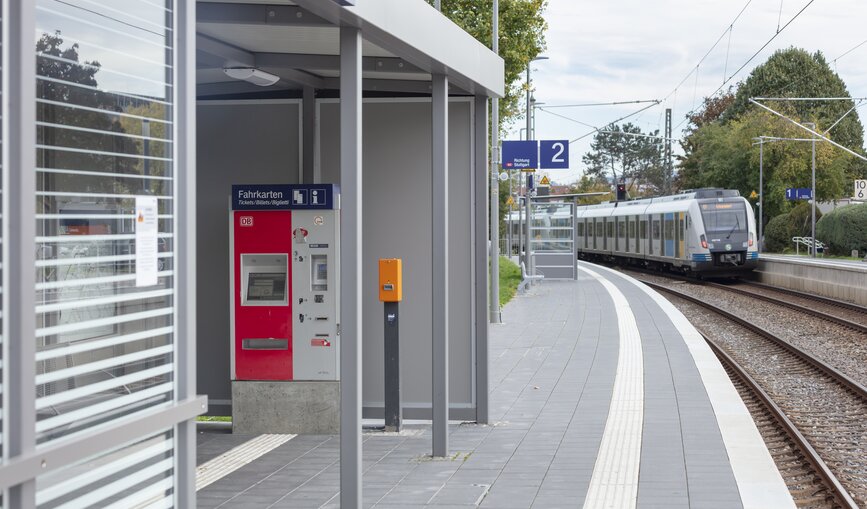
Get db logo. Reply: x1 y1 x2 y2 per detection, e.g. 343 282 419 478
239 216 254 227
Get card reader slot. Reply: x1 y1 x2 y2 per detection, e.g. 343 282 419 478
242 338 289 350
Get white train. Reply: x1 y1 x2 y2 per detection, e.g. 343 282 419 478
575 189 758 275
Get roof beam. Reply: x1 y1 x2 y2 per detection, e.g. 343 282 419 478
197 33 253 67
198 2 331 27
255 53 423 74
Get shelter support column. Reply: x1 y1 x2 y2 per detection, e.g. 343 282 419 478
339 26 363 509
6 1 38 506
432 74 449 457
473 95 490 424
303 85 316 183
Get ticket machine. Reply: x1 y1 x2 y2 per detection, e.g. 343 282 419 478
230 184 340 422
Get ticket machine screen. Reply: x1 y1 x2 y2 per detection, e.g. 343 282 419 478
246 272 287 301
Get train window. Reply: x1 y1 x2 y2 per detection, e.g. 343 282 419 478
628 219 635 239
588 221 594 237
679 217 685 238
640 220 647 240
618 219 625 238
607 221 614 238
652 220 660 239
664 219 673 240
577 223 584 237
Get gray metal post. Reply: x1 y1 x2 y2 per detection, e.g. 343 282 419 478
339 26 363 509
431 73 449 457
811 127 817 257
524 174 533 276
473 95 490 424
507 172 513 256
176 0 199 506
489 0 500 324
5 0 38 506
758 141 764 253
303 86 316 183
665 108 672 194
383 302 401 432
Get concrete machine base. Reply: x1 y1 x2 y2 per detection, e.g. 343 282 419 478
232 381 340 435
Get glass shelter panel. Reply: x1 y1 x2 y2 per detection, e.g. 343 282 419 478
531 202 576 279
33 0 176 446
36 429 175 508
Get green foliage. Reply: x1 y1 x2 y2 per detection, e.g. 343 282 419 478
428 0 547 132
816 203 867 256
763 213 792 252
570 175 612 204
679 47 867 217
582 122 665 194
498 256 522 306
762 202 822 252
725 48 865 155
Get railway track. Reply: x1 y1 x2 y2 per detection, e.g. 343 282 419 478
640 279 867 508
704 280 867 334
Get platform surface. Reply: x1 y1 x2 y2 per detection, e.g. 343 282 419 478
760 252 867 270
195 263 793 508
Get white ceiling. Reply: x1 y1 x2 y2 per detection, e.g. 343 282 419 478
197 23 395 58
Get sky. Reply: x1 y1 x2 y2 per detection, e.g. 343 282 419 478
510 0 867 185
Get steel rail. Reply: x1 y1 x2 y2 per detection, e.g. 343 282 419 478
741 280 867 314
705 333 858 509
703 281 867 335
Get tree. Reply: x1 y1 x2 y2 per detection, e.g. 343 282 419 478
428 0 547 132
679 47 865 228
36 32 139 207
569 175 612 205
582 123 664 194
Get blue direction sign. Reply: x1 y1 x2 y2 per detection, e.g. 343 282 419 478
539 140 569 169
785 188 812 200
501 140 538 170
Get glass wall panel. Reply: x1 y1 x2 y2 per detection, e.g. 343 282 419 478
33 0 175 445
36 429 174 508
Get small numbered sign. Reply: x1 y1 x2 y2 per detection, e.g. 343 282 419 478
856 179 866 199
539 140 569 169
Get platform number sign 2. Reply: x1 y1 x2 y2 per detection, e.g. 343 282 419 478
856 180 867 199
540 140 569 169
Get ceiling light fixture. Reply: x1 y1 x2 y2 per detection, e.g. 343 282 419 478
223 67 280 87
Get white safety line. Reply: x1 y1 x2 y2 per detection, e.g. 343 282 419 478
196 434 296 491
590 263 795 509
578 265 644 509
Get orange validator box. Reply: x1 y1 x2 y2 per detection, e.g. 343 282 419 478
378 258 402 302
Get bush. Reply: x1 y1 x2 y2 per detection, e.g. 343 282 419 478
788 202 821 238
764 213 793 252
816 203 867 256
762 203 823 253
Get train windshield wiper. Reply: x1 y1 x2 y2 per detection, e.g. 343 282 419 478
725 216 740 239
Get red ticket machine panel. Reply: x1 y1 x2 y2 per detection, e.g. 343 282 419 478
232 210 293 380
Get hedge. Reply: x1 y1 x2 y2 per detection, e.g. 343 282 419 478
816 203 867 256
763 202 822 253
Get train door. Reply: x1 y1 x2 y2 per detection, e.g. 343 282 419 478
614 217 619 252
676 212 684 258
651 216 660 256
638 216 647 253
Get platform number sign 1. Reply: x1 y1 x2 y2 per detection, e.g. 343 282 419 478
856 179 867 199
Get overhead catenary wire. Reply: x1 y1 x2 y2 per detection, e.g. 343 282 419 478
567 102 662 145
671 0 817 132
543 100 660 108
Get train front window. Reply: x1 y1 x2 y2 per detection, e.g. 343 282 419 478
700 201 747 234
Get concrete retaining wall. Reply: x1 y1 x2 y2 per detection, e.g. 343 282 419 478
755 257 867 306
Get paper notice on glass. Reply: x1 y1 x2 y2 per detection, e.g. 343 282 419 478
135 195 159 287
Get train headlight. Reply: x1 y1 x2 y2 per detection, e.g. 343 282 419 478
749 232 754 247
